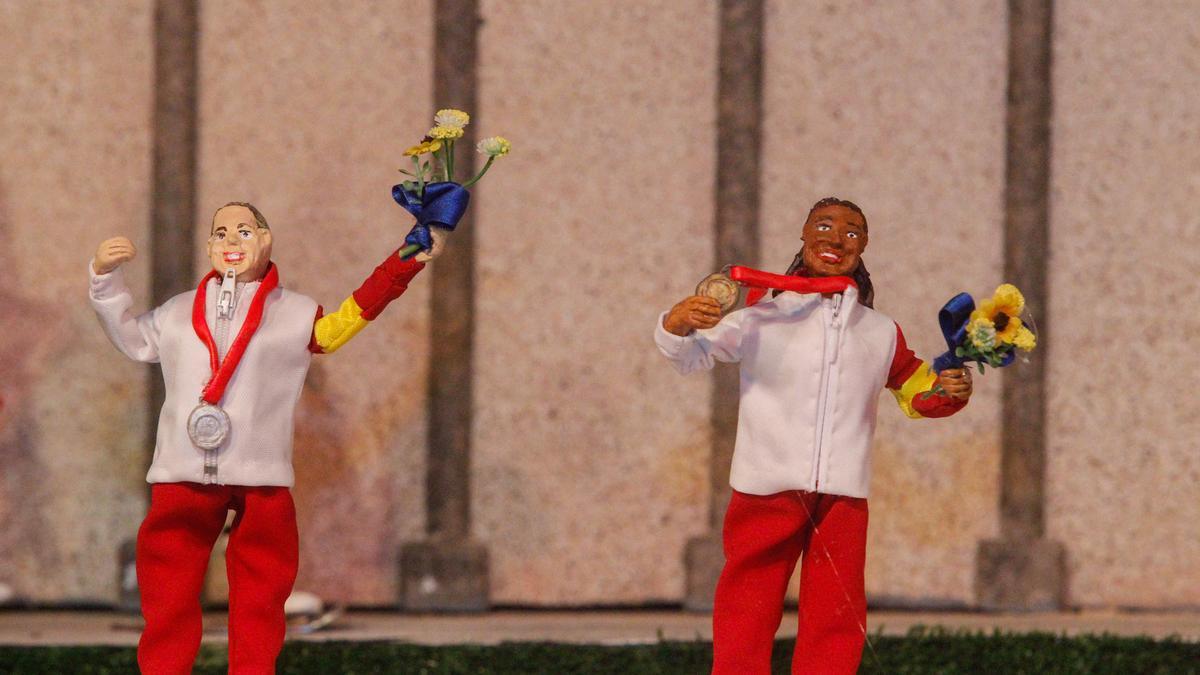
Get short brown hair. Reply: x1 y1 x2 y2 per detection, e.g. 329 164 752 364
212 202 270 232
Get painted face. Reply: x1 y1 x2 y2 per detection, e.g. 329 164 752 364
207 205 273 281
800 204 868 277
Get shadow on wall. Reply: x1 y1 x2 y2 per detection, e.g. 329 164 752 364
0 182 68 600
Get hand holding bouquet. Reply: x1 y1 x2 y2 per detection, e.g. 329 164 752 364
393 109 512 260
932 283 1038 375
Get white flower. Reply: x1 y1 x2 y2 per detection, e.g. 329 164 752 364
968 319 997 351
476 136 512 158
434 109 470 129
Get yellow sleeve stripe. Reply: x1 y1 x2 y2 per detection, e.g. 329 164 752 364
890 362 938 419
313 295 369 354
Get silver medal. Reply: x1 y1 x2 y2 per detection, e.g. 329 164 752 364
187 403 230 450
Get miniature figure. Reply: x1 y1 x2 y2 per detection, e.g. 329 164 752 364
89 201 448 673
655 197 973 674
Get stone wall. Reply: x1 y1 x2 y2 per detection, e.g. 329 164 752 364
1046 0 1200 608
1 0 1195 609
0 0 153 602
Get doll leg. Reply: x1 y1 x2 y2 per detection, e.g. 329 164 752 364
792 494 868 675
225 486 299 674
136 482 231 675
712 490 810 675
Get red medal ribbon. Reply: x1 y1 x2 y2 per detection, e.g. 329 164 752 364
728 266 856 306
191 263 279 405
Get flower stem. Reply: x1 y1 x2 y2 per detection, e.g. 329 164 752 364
462 156 496 188
413 156 424 199
398 243 422 260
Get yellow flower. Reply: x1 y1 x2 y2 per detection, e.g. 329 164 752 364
993 283 1025 316
428 125 465 140
1013 326 1037 351
434 109 470 129
967 317 997 351
403 139 443 156
971 283 1027 344
477 136 511 158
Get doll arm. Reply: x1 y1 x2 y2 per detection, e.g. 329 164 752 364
88 261 164 363
886 323 967 419
309 252 425 354
654 307 747 375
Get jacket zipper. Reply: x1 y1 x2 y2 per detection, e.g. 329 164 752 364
204 270 239 485
811 293 843 491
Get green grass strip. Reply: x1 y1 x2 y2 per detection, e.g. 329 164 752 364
1 629 1197 674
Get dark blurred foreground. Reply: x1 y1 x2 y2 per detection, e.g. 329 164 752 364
2 630 1198 675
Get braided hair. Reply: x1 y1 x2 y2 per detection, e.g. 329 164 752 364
778 197 875 308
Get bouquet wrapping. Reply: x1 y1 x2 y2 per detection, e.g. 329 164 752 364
932 283 1038 374
392 109 511 259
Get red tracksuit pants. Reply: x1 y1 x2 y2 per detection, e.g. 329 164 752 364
136 482 299 675
712 490 869 675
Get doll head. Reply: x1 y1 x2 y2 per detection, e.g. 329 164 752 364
207 202 273 282
783 197 875 307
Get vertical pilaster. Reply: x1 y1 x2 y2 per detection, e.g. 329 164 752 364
684 0 764 612
399 0 489 612
975 0 1066 611
119 0 199 612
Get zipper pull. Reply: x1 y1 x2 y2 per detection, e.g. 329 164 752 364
217 268 237 319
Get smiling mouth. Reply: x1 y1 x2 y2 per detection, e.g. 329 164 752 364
223 252 246 264
817 250 843 264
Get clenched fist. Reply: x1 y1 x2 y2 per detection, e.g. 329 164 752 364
663 295 723 336
93 237 137 275
935 368 973 401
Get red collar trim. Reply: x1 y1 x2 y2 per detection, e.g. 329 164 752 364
191 263 279 404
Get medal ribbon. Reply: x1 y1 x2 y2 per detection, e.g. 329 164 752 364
191 263 280 405
728 265 856 306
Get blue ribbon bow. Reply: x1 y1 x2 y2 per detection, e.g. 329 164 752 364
932 292 975 373
932 292 1015 373
392 181 471 253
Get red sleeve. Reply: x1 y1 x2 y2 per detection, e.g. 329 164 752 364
889 323 967 419
352 252 426 320
913 385 968 418
886 323 923 390
308 305 325 354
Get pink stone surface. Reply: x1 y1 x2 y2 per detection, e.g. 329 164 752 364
471 0 718 604
1046 0 1200 608
3 0 1196 609
761 0 1008 605
0 1 153 601
197 0 435 604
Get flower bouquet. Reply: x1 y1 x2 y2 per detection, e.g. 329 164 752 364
393 108 511 259
931 283 1038 375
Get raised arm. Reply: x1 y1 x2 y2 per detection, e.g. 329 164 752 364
887 323 972 419
89 237 164 363
653 295 747 375
309 252 426 354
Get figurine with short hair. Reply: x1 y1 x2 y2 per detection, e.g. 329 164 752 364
90 202 447 673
